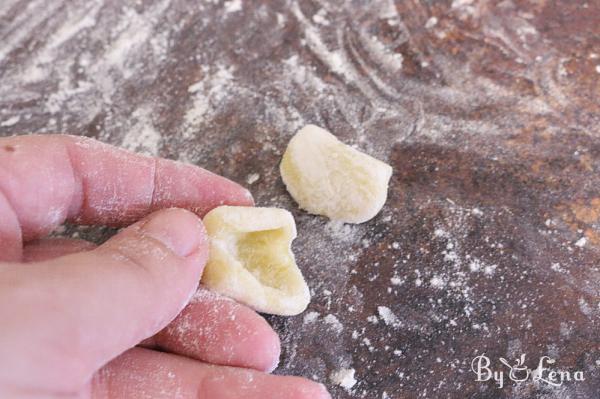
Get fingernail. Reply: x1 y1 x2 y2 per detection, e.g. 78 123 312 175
141 208 205 257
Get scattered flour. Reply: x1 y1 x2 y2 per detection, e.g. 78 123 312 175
469 259 482 272
425 16 438 29
377 306 401 328
0 115 20 127
246 173 260 185
324 221 360 243
330 368 357 391
223 0 242 13
578 298 593 317
430 275 446 289
452 0 474 8
185 64 235 128
312 9 330 26
121 106 162 155
303 311 320 325
390 276 403 285
323 314 344 333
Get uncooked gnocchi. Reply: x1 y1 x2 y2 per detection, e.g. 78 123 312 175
201 206 310 316
280 125 393 224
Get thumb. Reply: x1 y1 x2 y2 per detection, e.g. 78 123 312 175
0 208 208 394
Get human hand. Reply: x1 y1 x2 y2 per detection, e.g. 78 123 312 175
0 135 331 399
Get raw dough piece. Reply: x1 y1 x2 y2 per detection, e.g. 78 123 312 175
280 124 393 223
201 206 310 316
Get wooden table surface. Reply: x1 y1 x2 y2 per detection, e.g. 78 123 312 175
1 1 600 398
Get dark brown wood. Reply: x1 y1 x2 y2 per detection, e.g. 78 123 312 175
1 1 599 398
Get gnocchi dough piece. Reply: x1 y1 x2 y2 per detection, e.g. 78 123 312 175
280 124 393 224
202 206 310 316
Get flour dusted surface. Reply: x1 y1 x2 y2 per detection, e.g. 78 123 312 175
2 0 600 398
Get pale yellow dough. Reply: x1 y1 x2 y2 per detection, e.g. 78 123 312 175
201 206 310 316
280 124 393 223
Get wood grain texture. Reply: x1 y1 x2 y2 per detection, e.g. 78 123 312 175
1 1 600 398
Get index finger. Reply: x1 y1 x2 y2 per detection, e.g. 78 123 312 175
0 134 252 257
